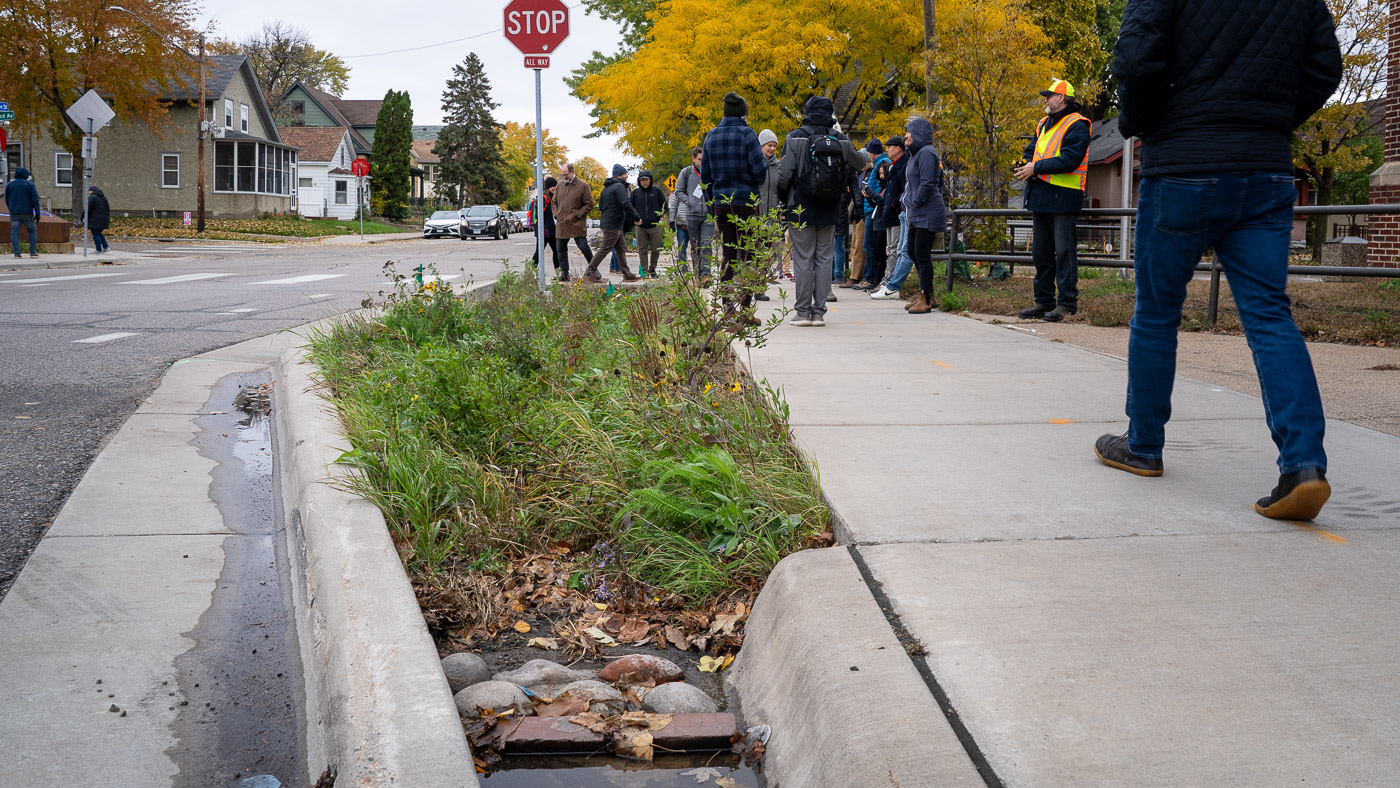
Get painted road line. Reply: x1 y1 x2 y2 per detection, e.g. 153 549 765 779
0 272 128 285
226 308 259 313
306 293 333 299
74 332 140 344
120 272 234 285
253 274 346 285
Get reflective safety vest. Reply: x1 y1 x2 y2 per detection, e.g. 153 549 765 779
1032 112 1090 192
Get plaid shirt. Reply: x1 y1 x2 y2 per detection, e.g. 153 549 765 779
700 117 768 207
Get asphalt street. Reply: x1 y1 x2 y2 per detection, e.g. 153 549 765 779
0 234 538 600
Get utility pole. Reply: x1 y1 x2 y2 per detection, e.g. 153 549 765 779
922 0 936 109
197 33 206 233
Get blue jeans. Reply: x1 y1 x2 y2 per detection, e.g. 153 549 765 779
682 220 713 277
91 229 108 252
862 212 887 285
1127 172 1326 474
884 212 914 290
833 234 847 281
10 214 38 254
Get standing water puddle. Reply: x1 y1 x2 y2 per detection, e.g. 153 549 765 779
483 752 760 786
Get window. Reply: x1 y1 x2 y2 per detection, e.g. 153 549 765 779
54 152 73 187
290 101 305 115
240 104 249 133
335 180 348 204
161 154 180 188
5 143 22 177
224 99 234 129
298 177 314 188
213 140 295 196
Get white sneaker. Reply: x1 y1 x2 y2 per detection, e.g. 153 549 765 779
870 286 899 300
791 317 813 327
810 317 825 327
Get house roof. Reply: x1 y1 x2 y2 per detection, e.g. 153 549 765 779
412 125 445 141
284 81 375 155
277 126 349 162
411 139 440 164
337 99 383 126
158 55 247 102
1087 116 1135 165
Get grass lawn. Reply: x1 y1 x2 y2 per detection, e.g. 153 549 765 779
929 266 1400 346
307 269 828 648
109 215 407 241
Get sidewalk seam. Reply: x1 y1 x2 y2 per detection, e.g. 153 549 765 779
846 543 1006 788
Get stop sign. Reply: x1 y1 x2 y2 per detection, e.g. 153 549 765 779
351 157 369 177
503 0 570 55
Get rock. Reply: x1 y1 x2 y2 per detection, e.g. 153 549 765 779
492 659 594 692
558 680 622 703
598 654 684 685
641 682 719 715
442 652 491 693
454 681 532 716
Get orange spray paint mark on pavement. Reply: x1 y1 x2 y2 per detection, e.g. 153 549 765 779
932 361 951 368
1291 522 1348 543
1050 419 1074 424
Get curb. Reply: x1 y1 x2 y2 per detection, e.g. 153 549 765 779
272 280 494 786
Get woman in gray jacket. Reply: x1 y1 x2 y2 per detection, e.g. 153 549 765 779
902 117 947 314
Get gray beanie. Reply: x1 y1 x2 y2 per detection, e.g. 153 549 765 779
758 129 778 146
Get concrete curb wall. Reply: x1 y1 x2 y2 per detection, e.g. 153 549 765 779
273 280 494 786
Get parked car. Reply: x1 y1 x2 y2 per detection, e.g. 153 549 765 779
512 211 529 232
460 205 510 240
423 209 465 239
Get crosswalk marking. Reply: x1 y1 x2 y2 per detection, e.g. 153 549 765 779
120 272 234 285
254 274 345 285
0 272 127 285
306 293 333 299
74 332 139 344
225 307 259 313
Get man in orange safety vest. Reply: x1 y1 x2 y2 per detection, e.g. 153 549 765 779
1013 79 1092 322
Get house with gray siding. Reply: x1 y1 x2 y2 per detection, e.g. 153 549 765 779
279 126 360 219
14 56 297 220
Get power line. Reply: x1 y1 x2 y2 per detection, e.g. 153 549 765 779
344 3 584 59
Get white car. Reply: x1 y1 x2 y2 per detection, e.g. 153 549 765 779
423 210 464 238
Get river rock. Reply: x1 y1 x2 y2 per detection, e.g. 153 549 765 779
442 652 492 693
559 679 622 703
641 682 718 714
454 681 532 716
598 654 684 685
492 659 595 692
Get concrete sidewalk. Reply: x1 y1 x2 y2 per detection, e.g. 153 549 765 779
2 249 174 270
744 288 1400 785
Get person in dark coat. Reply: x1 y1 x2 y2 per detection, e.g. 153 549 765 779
901 117 948 314
701 92 769 320
775 96 867 325
629 169 667 276
5 166 42 258
531 177 562 278
872 136 912 299
585 164 640 282
1013 80 1092 322
87 185 112 253
1095 0 1342 522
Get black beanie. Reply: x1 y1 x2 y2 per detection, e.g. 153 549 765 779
865 138 883 155
723 92 748 118
543 176 558 189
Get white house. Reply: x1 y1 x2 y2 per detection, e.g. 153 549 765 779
277 126 362 219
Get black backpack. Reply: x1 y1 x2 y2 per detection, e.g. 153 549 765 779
800 132 847 201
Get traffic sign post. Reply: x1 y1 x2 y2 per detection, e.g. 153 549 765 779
351 158 370 239
505 0 570 290
66 91 115 259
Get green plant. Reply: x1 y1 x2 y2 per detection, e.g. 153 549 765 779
940 290 969 312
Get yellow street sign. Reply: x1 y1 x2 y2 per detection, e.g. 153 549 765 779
665 174 677 191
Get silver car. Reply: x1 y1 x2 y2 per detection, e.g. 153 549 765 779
423 210 464 238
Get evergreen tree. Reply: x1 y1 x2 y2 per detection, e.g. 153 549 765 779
370 90 413 221
436 53 508 207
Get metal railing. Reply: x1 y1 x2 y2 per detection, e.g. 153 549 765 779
936 205 1400 323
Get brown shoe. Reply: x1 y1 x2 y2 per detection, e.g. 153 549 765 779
622 273 641 282
838 280 856 289
907 294 933 314
739 314 761 327
584 272 604 283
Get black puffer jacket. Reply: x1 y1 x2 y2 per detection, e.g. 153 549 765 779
87 188 111 231
598 177 639 231
1115 0 1342 177
629 170 666 227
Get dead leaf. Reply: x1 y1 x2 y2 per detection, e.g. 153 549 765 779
715 777 737 788
708 614 741 636
618 617 650 642
594 602 608 611
735 602 746 618
681 766 723 783
526 637 559 650
665 625 691 651
698 654 735 673
615 728 654 760
535 692 590 717
585 626 617 645
512 620 531 634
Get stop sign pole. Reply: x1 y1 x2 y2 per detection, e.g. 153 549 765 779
504 0 569 289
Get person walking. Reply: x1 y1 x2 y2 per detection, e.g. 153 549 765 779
857 139 890 290
5 166 41 259
530 177 561 278
872 137 913 299
701 92 770 323
1096 0 1342 521
902 118 948 315
87 185 111 254
586 165 641 282
553 163 596 281
776 95 867 326
1013 80 1091 322
674 147 714 283
630 169 667 277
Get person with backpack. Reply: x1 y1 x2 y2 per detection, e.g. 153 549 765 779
776 96 868 326
584 165 641 283
857 139 891 290
674 147 714 283
87 185 111 253
902 117 948 315
530 177 561 279
5 167 41 258
630 170 667 277
701 92 770 323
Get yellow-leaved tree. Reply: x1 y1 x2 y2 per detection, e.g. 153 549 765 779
500 122 570 207
577 0 925 164
573 157 610 220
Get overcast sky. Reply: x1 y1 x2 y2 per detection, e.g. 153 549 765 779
196 1 631 167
